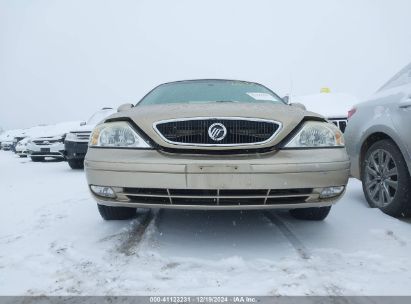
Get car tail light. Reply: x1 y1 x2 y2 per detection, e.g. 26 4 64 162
348 108 356 119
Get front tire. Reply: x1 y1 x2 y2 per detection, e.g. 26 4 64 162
97 204 136 220
68 158 84 169
289 206 331 221
361 139 411 217
31 156 45 162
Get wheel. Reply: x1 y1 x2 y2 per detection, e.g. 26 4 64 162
31 156 45 162
68 159 84 169
361 139 411 217
97 204 136 220
289 206 331 221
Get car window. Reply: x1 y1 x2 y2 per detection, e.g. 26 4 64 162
87 109 115 125
379 63 411 91
138 80 285 105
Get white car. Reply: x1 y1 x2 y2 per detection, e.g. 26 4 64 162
293 89 359 133
26 121 81 162
27 135 66 161
15 137 30 157
1 140 13 151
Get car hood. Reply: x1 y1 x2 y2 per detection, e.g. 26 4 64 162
31 134 64 141
106 103 324 150
69 124 95 133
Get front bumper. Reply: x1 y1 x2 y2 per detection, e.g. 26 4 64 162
1 144 12 151
65 141 89 160
16 148 28 156
28 142 65 158
85 148 350 210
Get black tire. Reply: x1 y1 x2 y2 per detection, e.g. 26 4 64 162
97 204 136 220
289 206 331 221
68 158 84 169
361 139 411 217
31 156 45 162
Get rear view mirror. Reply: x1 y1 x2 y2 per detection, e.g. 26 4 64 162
290 102 306 110
117 103 134 112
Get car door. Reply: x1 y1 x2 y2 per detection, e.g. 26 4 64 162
389 65 411 161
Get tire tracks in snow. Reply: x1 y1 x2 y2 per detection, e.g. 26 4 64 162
263 211 311 260
117 210 155 256
263 211 347 296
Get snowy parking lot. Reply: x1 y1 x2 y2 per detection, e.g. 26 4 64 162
0 150 411 296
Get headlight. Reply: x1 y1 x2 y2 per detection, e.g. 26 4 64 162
89 121 151 148
65 133 77 142
284 121 344 148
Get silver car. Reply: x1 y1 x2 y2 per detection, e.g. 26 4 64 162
85 79 350 221
345 63 411 217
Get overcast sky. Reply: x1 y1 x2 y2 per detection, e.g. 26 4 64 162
1 0 411 130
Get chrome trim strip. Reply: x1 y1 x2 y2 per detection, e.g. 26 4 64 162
152 116 283 147
121 193 311 199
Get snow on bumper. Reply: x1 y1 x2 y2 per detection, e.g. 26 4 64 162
84 148 350 209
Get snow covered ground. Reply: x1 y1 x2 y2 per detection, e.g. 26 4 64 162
0 151 410 296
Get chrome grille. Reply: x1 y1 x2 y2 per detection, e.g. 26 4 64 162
73 131 91 141
154 118 281 146
32 139 62 145
121 188 313 206
329 118 348 133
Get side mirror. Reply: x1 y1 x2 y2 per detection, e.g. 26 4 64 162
282 96 290 103
289 102 306 111
117 103 134 112
80 121 86 126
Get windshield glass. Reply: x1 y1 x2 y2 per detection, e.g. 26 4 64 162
87 109 115 125
138 80 284 105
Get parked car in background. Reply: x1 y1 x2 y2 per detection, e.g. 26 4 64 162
26 121 81 162
27 135 66 161
15 137 30 157
65 108 115 169
1 140 13 151
85 79 349 221
0 129 25 151
12 135 27 153
293 88 359 133
345 62 411 217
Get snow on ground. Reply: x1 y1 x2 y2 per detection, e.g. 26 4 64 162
0 151 411 296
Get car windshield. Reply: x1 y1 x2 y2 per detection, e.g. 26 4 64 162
87 109 115 125
138 80 285 105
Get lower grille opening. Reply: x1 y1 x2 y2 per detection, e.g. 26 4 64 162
169 189 217 196
124 188 168 196
126 196 169 204
266 197 309 205
121 188 314 206
269 188 312 195
172 198 216 205
219 198 265 205
219 189 268 196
